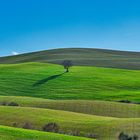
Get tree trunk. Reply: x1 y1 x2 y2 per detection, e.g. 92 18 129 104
66 68 69 72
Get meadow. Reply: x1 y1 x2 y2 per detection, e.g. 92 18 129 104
0 62 140 102
0 96 140 118
0 106 140 140
0 58 140 140
0 125 93 140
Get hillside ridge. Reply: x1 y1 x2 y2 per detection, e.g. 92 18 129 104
0 48 140 69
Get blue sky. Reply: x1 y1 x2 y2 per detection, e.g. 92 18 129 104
0 0 140 56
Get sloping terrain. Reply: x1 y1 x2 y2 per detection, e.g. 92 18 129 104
0 96 140 118
0 106 140 140
0 125 93 140
0 62 140 102
0 55 140 140
0 48 140 69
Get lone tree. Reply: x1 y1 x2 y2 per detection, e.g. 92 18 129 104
62 60 73 72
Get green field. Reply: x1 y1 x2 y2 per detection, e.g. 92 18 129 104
0 48 140 69
0 96 140 118
0 106 140 140
0 125 93 140
0 62 140 102
0 53 140 140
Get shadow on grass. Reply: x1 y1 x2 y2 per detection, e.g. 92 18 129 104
33 72 65 87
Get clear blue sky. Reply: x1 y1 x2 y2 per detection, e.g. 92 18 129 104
0 0 140 56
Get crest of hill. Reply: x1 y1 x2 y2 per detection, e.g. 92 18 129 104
0 48 140 69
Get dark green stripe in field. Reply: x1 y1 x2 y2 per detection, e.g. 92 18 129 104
0 48 140 69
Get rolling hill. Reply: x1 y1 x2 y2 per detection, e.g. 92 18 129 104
0 48 140 140
0 62 140 102
0 106 140 140
0 125 93 140
0 48 140 69
0 96 140 118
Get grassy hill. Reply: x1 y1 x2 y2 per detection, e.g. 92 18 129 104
0 48 140 69
0 125 93 140
0 62 140 102
0 96 140 118
0 106 140 140
0 52 140 139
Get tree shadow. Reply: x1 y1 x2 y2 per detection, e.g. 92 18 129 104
33 72 65 87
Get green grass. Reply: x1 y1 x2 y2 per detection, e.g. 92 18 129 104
0 96 140 118
0 48 140 69
0 106 140 140
1 49 140 140
0 125 93 140
0 62 140 102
